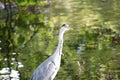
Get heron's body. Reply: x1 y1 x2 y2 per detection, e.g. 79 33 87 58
31 54 61 80
30 24 71 80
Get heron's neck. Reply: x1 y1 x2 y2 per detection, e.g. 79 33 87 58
56 30 65 55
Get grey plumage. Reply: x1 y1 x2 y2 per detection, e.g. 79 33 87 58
30 24 71 80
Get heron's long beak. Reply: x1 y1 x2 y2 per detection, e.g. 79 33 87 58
69 27 73 30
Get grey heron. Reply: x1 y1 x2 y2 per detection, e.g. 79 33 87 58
30 24 72 80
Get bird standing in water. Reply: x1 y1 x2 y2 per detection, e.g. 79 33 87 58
30 24 72 80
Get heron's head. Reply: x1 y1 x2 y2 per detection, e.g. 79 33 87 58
61 24 72 31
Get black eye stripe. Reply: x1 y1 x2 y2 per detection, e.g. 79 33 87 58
62 24 66 26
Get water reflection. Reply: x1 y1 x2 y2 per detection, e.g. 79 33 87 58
0 1 21 80
0 68 19 80
0 0 120 80
0 51 24 80
50 0 120 80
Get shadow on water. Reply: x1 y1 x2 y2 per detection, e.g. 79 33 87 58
0 0 120 80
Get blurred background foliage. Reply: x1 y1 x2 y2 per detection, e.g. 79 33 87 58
0 0 120 80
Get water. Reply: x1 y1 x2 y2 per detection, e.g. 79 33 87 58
0 0 120 80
